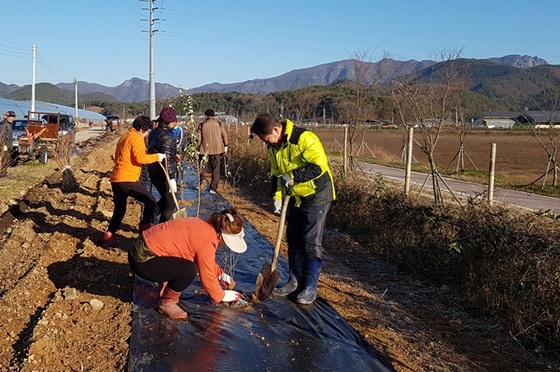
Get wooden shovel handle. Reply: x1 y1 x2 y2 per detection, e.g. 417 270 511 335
158 159 181 211
270 195 290 272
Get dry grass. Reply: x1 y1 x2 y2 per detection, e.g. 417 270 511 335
225 124 560 359
0 160 56 214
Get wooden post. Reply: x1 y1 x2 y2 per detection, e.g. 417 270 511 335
405 127 414 196
488 143 496 205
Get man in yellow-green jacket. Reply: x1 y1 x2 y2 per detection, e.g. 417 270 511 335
250 114 335 304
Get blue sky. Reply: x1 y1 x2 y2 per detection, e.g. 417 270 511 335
0 0 557 89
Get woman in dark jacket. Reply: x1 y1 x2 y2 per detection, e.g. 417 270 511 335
147 107 179 223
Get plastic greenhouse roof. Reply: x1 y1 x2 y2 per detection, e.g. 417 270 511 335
0 98 106 120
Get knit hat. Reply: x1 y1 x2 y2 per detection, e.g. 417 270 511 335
5 111 15 117
160 107 177 123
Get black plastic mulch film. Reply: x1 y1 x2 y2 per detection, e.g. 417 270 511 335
129 175 393 371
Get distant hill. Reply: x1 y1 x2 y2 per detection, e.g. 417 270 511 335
6 83 76 106
0 82 21 97
4 83 118 106
410 57 560 107
186 55 548 95
56 77 179 102
187 59 437 94
1 54 552 105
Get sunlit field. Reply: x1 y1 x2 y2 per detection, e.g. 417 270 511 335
313 127 553 185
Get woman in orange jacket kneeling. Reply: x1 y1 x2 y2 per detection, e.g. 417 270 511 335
128 208 247 319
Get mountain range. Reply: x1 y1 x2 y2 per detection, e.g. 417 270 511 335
0 54 553 104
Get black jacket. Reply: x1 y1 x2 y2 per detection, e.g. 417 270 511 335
0 119 13 151
147 122 178 179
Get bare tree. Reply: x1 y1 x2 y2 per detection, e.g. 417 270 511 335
48 131 79 193
520 90 560 187
343 50 393 172
391 48 465 205
445 89 479 173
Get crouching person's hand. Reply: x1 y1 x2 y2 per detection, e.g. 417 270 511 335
222 290 241 303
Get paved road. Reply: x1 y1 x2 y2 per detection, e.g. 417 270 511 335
75 126 105 143
358 162 560 215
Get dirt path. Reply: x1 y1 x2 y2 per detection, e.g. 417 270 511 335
0 132 554 371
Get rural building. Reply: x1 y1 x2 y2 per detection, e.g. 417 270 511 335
515 111 560 127
473 111 560 129
473 112 518 129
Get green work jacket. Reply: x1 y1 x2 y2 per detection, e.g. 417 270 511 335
269 119 335 207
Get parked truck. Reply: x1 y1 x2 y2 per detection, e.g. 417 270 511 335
15 111 76 163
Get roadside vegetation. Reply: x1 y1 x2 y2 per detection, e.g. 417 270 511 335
224 128 560 362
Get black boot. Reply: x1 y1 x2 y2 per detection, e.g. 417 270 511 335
296 258 322 305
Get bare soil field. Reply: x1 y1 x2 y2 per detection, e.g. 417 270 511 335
316 128 552 184
0 128 556 371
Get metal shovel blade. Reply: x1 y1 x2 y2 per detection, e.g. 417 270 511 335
254 195 290 301
172 207 188 219
255 263 281 301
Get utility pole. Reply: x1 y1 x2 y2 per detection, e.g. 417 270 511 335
31 45 36 113
141 0 158 120
74 78 78 120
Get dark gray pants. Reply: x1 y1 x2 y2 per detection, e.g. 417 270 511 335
286 201 331 261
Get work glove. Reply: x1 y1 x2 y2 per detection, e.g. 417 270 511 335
273 199 282 215
218 273 236 289
2 145 7 152
221 290 241 303
280 173 294 190
169 179 177 193
175 154 182 164
157 153 166 162
224 146 228 155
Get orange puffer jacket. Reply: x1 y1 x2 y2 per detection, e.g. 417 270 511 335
110 128 160 183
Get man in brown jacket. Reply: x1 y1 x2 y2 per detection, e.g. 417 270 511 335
198 109 228 194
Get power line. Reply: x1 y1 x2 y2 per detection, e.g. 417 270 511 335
35 52 68 82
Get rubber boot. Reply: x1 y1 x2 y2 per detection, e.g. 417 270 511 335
273 272 298 296
157 287 188 320
296 258 322 305
157 282 168 300
103 231 114 247
139 222 153 233
275 253 305 297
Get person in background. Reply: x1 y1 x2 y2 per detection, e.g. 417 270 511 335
140 118 161 188
198 109 228 194
128 208 247 319
105 115 165 247
0 110 16 176
171 123 184 153
250 113 336 305
171 123 185 186
147 107 179 223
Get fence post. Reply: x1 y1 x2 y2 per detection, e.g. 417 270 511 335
405 126 413 196
343 125 348 175
488 143 496 205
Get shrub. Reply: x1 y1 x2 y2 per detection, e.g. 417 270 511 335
227 125 560 355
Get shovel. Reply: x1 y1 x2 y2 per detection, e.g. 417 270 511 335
158 160 188 219
254 195 290 301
